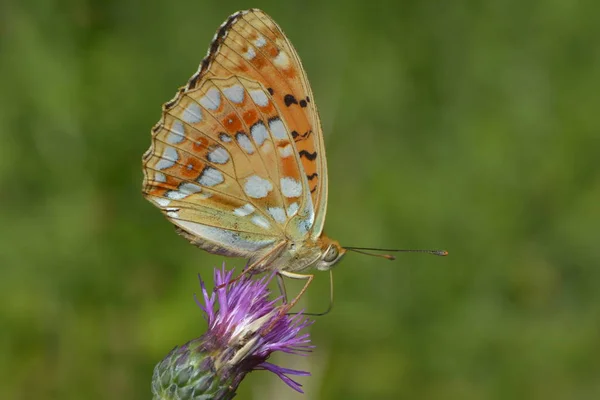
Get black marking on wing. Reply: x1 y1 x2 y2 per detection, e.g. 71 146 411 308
164 99 177 110
267 87 274 95
293 130 313 142
306 173 318 180
299 150 317 161
284 94 298 107
188 73 200 89
164 88 184 110
299 99 307 107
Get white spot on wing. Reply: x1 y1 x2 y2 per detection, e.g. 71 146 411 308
249 89 269 107
279 144 293 158
244 175 273 199
182 102 202 123
281 177 302 198
223 84 244 104
307 196 315 226
236 133 255 154
297 197 316 235
167 210 179 218
286 202 299 217
154 172 166 183
180 183 202 194
254 35 266 48
251 215 271 229
273 51 290 68
176 220 275 252
251 122 268 147
155 147 178 170
219 133 232 143
208 146 230 164
244 46 256 60
233 203 255 217
269 118 287 140
200 87 220 110
154 197 171 207
166 183 201 200
298 218 312 235
167 121 185 144
198 167 224 187
268 207 287 224
167 190 188 200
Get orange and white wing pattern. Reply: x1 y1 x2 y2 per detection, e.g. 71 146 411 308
142 9 328 262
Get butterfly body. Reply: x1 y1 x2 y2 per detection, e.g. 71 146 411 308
143 9 345 277
247 234 345 274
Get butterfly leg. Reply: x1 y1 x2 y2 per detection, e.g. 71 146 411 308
276 270 314 314
280 269 334 317
276 273 289 304
262 271 314 334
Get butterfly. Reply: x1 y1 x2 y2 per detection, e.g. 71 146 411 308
142 9 446 309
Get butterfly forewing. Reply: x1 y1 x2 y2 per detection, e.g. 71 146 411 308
202 10 328 235
143 9 329 267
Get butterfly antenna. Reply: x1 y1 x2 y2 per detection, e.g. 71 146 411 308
345 246 448 260
346 248 397 260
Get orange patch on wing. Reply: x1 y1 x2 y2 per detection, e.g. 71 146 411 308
258 102 274 113
147 185 165 196
251 53 267 69
149 175 180 194
283 67 296 79
222 114 242 133
280 148 299 177
191 137 209 153
243 109 258 125
267 46 278 58
180 156 205 178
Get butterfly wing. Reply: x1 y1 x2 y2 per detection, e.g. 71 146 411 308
204 9 329 240
142 9 328 263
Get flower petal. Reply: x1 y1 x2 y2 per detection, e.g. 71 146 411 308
257 362 310 393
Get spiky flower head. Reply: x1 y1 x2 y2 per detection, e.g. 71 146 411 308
152 266 313 399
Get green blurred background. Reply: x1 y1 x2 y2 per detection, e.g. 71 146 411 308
2 0 599 399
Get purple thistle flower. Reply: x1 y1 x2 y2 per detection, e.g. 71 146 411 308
152 265 313 399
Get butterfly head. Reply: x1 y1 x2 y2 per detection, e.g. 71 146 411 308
314 235 346 271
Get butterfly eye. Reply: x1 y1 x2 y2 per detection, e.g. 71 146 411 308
323 245 339 263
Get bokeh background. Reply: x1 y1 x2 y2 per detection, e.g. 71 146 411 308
2 0 599 399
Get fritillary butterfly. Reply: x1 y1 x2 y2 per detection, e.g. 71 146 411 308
142 9 344 304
